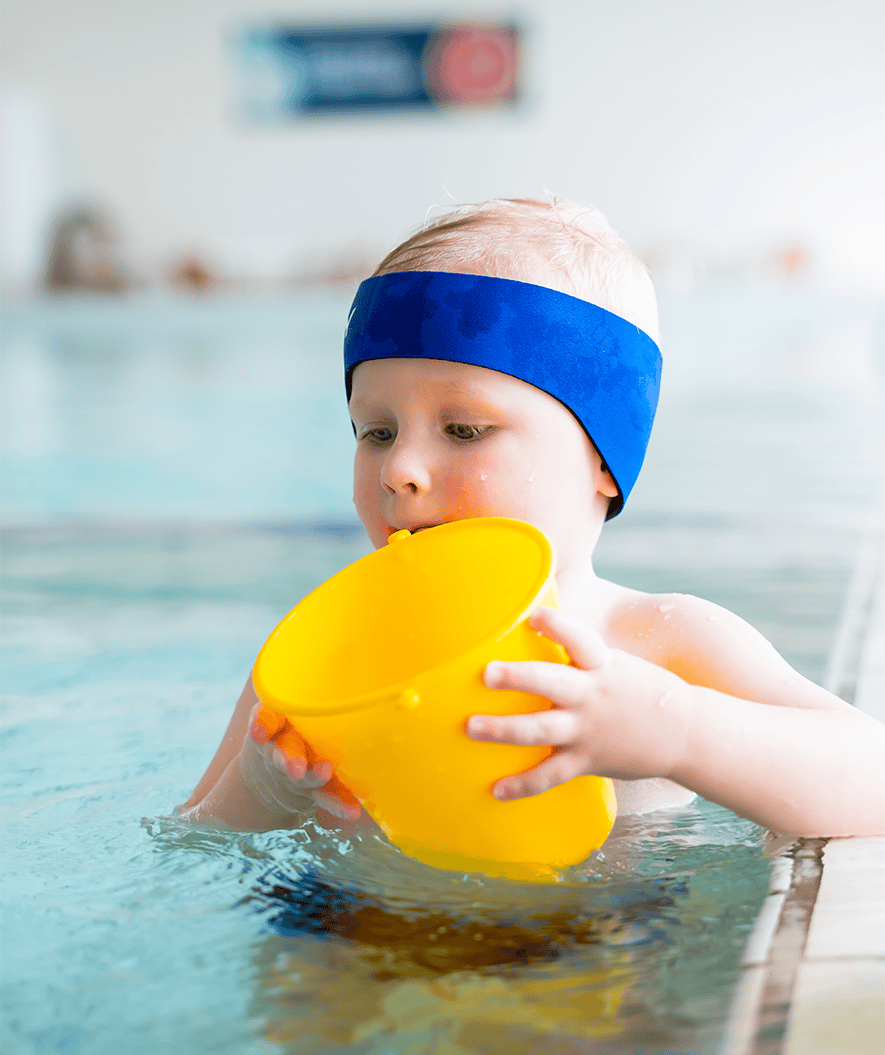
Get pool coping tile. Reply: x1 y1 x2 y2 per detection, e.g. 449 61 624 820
804 836 885 962
784 958 885 1055
723 501 885 1055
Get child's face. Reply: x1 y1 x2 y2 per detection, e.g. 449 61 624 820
349 358 617 571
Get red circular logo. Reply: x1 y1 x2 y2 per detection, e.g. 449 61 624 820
424 28 518 104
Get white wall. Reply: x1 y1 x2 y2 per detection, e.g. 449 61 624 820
2 0 883 290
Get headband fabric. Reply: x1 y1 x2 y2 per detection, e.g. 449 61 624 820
344 271 661 517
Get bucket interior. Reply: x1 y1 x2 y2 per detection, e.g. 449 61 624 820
258 520 551 708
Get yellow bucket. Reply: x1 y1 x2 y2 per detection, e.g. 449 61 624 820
252 517 616 879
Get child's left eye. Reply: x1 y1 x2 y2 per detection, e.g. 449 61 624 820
445 423 487 442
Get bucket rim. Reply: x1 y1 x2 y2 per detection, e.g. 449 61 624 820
252 516 558 718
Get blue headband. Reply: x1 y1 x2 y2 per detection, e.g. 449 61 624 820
344 271 661 517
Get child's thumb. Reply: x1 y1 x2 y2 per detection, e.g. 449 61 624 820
527 606 610 670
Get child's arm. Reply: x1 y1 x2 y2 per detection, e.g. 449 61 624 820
178 675 366 831
466 605 885 836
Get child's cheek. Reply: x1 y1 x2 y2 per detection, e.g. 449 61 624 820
351 465 387 547
445 454 509 519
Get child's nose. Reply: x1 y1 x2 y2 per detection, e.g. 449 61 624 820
380 437 431 495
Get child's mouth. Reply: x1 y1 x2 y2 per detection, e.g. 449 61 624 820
391 523 442 535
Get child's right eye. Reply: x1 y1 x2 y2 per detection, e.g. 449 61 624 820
360 426 395 446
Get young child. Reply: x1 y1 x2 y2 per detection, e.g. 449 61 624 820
179 198 885 840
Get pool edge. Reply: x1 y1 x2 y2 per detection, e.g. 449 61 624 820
721 497 885 1055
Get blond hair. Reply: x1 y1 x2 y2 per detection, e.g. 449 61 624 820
372 197 659 342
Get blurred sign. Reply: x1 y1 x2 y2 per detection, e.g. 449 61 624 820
236 24 520 119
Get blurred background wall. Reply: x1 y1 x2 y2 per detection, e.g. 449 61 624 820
1 0 883 293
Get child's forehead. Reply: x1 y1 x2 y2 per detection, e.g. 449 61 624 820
349 357 529 404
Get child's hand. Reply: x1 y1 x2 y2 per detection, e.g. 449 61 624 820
466 607 693 800
239 703 362 821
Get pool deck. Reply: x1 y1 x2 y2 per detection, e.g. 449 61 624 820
722 504 885 1055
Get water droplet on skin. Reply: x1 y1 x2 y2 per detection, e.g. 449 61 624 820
707 615 720 621
657 692 671 708
528 471 536 482
658 603 676 612
480 473 488 481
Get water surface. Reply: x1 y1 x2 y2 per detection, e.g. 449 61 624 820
2 286 882 1053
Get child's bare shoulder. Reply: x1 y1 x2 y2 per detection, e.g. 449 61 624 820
602 583 847 711
601 584 737 661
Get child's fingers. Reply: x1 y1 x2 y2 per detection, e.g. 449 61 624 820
527 607 610 671
252 703 286 744
249 704 359 811
294 736 334 786
275 734 328 786
273 723 308 779
491 750 585 802
313 774 363 821
249 705 316 783
466 708 579 747
483 656 591 709
306 760 333 785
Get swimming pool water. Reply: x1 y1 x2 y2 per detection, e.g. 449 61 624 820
2 286 883 1054
0 521 773 1055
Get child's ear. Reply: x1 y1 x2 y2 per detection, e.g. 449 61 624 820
597 459 620 499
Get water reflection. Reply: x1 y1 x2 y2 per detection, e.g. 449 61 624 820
219 810 771 1055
